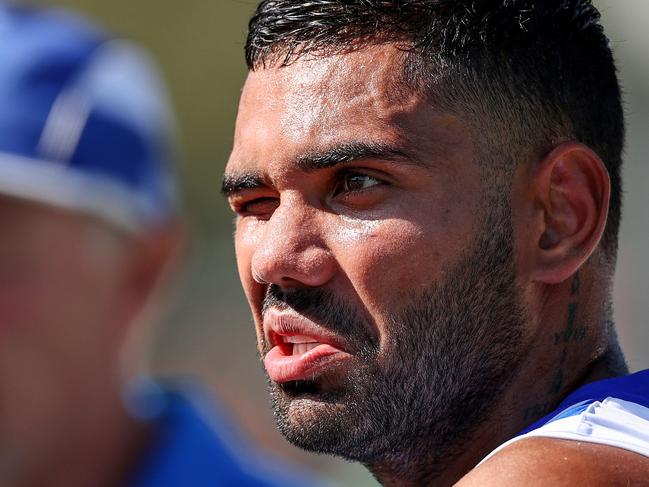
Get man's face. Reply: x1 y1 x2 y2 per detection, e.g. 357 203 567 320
0 197 133 473
226 45 529 462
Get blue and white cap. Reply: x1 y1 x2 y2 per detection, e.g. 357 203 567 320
0 6 179 232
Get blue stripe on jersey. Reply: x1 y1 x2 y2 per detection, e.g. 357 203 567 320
518 369 649 436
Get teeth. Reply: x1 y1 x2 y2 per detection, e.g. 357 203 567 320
279 335 322 355
292 342 320 355
284 335 317 344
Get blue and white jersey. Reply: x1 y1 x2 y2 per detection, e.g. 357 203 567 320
482 369 649 463
125 381 326 487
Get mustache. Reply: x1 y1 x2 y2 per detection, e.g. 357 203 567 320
262 284 377 350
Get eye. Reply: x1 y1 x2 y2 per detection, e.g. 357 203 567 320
336 172 384 195
231 197 279 219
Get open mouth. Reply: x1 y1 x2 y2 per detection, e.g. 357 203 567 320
262 309 353 383
280 378 320 397
282 335 322 355
264 335 350 383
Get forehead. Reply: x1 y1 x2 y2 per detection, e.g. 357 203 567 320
228 44 469 176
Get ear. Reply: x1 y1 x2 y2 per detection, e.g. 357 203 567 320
122 220 187 324
117 221 186 375
529 142 610 284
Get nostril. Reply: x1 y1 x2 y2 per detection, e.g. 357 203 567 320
252 270 269 284
250 223 336 287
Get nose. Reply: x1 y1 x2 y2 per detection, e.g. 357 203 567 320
250 198 336 288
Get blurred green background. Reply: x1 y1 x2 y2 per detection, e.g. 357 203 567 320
31 0 649 484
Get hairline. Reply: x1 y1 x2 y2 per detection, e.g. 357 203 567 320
249 38 560 159
247 32 618 263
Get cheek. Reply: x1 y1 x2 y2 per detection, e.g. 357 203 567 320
342 221 430 297
332 213 470 314
0 247 122 351
234 223 260 299
0 277 43 335
0 259 66 337
234 226 265 345
0 270 87 385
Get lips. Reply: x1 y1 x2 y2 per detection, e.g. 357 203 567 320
263 308 352 383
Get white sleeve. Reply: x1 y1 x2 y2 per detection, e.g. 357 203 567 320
479 397 649 465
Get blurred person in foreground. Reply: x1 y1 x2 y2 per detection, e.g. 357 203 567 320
0 5 318 487
224 0 649 485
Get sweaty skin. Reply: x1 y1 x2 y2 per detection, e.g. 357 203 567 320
228 46 483 345
225 44 646 486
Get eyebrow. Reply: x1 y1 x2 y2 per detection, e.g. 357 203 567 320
297 141 419 171
221 172 264 197
222 140 420 197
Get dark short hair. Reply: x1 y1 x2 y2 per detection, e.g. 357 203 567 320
245 0 624 261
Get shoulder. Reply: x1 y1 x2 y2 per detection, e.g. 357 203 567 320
457 437 649 486
458 395 649 486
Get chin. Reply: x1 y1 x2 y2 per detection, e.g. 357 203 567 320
266 377 395 462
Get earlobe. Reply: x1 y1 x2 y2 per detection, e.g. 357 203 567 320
530 142 610 284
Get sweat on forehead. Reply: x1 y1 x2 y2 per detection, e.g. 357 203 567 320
226 45 472 181
244 0 624 260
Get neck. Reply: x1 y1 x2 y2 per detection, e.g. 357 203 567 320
513 269 626 427
367 270 626 487
366 352 626 487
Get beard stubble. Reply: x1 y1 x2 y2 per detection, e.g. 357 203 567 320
261 196 527 473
